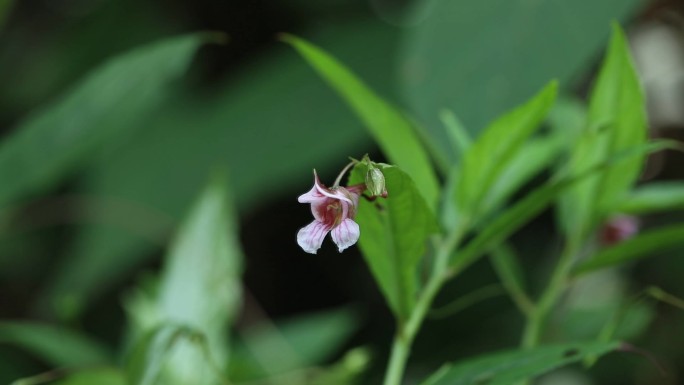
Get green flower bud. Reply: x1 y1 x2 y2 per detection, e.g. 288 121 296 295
365 165 388 198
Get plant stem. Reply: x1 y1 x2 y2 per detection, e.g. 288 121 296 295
521 241 580 348
382 226 465 385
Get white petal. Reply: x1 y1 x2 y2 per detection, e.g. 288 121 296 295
330 218 360 253
297 221 330 254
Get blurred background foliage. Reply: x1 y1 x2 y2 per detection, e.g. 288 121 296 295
2 0 684 384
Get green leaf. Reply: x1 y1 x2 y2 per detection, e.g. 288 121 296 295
574 223 684 276
559 23 647 240
283 34 440 209
589 23 648 213
349 164 439 321
421 341 620 385
400 0 643 158
0 33 211 208
12 368 126 385
126 175 242 384
0 322 111 367
456 81 557 219
452 141 676 274
480 134 564 217
40 19 400 319
228 307 360 381
616 182 684 214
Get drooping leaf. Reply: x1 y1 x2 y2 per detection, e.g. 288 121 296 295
126 175 242 385
0 33 212 208
283 34 440 209
420 341 620 385
616 182 684 214
349 164 439 321
228 307 360 381
455 81 557 219
574 223 684 276
0 322 111 367
40 19 399 319
400 0 643 158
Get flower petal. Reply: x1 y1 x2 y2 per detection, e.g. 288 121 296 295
297 220 331 254
331 218 360 253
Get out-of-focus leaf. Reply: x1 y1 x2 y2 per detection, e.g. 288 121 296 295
400 0 643 158
452 141 675 274
455 81 557 220
559 24 647 241
0 33 211 208
547 95 587 143
41 19 399 319
420 341 620 385
349 164 439 321
574 223 684 276
283 34 439 209
228 307 359 381
0 322 111 367
616 182 684 214
126 176 242 385
480 134 564 216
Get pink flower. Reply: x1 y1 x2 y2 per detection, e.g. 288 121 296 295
599 215 639 245
297 170 365 254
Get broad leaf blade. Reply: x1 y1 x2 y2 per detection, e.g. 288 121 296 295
0 322 111 367
456 81 557 219
283 34 440 208
12 368 126 385
616 182 684 214
127 175 243 384
575 223 684 276
421 341 620 385
350 164 438 321
0 33 210 207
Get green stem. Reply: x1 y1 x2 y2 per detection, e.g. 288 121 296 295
521 241 580 349
382 226 465 385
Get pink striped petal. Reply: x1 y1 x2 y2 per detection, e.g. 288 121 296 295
330 218 360 252
297 220 331 254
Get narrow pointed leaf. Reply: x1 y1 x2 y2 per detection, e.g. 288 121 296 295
283 34 440 208
421 341 620 385
575 223 684 276
349 164 439 321
616 182 684 214
489 244 533 315
452 141 676 274
456 81 557 218
0 33 212 207
440 109 472 159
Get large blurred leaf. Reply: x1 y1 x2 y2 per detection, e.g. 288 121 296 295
616 182 684 214
400 0 642 159
12 368 126 385
283 34 439 208
0 322 111 367
126 176 242 385
456 81 557 221
229 307 359 381
0 33 210 207
558 24 647 240
349 164 439 321
40 19 399 318
420 341 620 385
574 223 684 276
